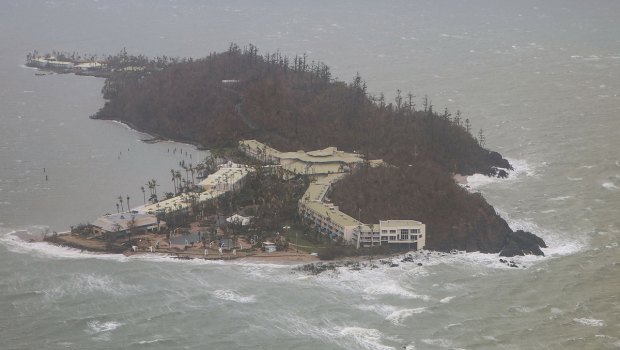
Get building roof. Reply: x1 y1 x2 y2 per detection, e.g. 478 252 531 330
75 62 104 69
240 139 365 165
302 201 362 228
135 193 198 214
92 212 162 233
303 182 331 202
379 219 424 227
198 164 251 190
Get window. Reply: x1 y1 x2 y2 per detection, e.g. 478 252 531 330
400 229 409 240
390 230 396 234
389 236 396 241
411 229 420 234
381 230 388 234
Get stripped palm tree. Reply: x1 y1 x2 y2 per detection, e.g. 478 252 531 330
151 179 159 197
175 171 182 192
171 169 177 194
189 163 195 185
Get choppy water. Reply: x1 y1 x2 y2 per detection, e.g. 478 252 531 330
1 1 619 349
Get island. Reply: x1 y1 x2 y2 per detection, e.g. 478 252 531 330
30 44 546 261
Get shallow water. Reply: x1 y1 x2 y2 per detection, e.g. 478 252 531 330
1 1 619 349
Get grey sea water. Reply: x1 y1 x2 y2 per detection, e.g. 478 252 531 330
1 1 619 349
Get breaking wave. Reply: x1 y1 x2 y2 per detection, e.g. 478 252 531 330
212 289 256 303
278 314 396 350
465 157 536 190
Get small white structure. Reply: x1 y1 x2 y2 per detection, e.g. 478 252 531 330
226 214 252 226
262 242 277 253
75 61 105 71
46 60 74 69
91 212 164 236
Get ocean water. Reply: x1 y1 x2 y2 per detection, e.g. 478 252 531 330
1 1 619 349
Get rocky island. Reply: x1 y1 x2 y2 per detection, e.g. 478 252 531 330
36 44 546 258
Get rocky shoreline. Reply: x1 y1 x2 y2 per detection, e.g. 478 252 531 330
296 250 531 275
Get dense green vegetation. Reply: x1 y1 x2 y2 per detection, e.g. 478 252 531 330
92 44 545 256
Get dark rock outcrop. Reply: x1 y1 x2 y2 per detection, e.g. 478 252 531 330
499 230 547 257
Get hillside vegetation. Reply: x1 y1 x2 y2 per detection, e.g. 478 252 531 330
93 44 545 256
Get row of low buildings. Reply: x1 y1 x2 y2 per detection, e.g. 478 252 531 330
298 176 426 250
28 57 106 72
239 139 383 176
90 163 252 237
239 139 426 250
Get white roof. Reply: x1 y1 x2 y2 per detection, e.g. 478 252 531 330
226 214 252 226
75 62 103 69
92 212 162 233
198 164 252 189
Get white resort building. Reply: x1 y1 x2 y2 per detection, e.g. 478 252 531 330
297 176 426 249
231 136 431 251
198 162 251 192
132 162 253 216
91 163 253 234
91 212 165 237
239 139 374 176
352 220 426 249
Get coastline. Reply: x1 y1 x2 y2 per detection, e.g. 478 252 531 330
42 231 320 264
95 116 209 150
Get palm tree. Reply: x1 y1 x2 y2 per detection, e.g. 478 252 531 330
175 171 182 192
147 180 155 203
195 163 205 179
189 163 195 185
151 179 159 197
171 169 177 194
126 195 130 211
141 186 146 204
118 195 124 212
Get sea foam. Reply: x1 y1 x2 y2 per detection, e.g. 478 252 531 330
87 320 124 334
280 314 396 350
212 289 256 303
465 157 535 190
573 318 605 327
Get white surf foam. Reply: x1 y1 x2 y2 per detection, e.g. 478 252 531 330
43 273 141 300
211 289 256 303
439 296 455 303
602 182 619 191
280 314 396 350
421 338 454 348
499 210 587 258
549 195 573 201
87 320 124 334
339 327 396 350
385 308 427 325
573 318 605 327
0 230 130 261
363 282 430 301
357 304 427 325
465 157 535 190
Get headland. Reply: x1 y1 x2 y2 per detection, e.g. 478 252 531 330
29 44 547 262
